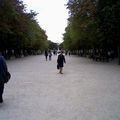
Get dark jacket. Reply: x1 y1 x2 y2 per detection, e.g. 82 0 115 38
0 56 8 83
57 54 66 67
45 50 48 56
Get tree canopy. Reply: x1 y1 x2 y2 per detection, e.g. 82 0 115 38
0 0 48 57
63 0 120 64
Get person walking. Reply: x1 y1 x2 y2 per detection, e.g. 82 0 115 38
44 50 48 61
57 51 66 74
0 53 8 103
48 50 52 61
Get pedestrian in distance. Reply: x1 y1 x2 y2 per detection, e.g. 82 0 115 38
57 51 66 74
0 53 10 103
53 50 56 55
48 50 52 61
44 50 48 61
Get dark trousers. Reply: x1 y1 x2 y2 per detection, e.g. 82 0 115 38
45 55 48 61
0 83 4 102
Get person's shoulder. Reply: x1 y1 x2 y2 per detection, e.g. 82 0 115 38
0 56 5 62
0 55 4 59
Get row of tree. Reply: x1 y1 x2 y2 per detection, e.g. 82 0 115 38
63 0 120 64
48 40 58 50
0 0 48 59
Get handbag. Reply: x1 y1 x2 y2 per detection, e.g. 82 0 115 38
4 71 11 83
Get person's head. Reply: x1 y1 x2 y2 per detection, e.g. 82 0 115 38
60 50 64 54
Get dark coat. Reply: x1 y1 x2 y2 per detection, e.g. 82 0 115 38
45 50 48 56
57 54 66 67
0 56 8 83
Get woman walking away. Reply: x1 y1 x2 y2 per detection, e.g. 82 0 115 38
57 51 66 74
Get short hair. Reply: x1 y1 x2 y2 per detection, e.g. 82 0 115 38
61 51 64 54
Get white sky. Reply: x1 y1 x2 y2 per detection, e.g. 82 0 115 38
23 0 69 43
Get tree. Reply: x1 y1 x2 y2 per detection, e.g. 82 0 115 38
97 0 120 64
0 0 48 58
48 40 58 50
63 0 98 52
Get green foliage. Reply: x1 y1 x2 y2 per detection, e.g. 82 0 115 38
63 0 98 50
63 0 120 51
0 0 48 51
48 40 58 50
63 0 120 63
98 0 120 49
59 42 64 50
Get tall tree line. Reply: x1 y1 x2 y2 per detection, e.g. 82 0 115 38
0 0 48 58
63 0 120 64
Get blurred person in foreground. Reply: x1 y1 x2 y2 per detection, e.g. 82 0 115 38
0 52 8 103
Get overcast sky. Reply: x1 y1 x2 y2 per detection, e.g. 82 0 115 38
23 0 69 43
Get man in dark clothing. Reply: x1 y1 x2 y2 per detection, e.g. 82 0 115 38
57 51 66 74
44 50 48 61
0 54 8 103
48 50 52 61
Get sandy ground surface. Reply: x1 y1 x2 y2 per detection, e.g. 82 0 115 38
0 55 120 120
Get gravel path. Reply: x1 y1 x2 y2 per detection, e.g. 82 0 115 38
0 55 120 120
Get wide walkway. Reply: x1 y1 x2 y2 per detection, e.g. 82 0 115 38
0 55 120 120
